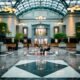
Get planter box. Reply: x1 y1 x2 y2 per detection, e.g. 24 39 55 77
0 44 7 52
58 42 67 48
18 42 24 48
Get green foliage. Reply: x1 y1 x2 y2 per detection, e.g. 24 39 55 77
75 23 80 39
15 33 24 40
76 26 80 39
76 33 80 39
0 22 8 33
54 33 67 39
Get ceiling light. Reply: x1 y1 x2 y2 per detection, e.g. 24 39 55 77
2 6 16 13
67 5 80 12
36 16 46 20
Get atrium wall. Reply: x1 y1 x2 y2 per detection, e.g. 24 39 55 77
0 12 80 39
19 20 60 38
18 10 63 38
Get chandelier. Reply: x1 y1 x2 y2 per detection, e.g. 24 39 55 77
36 16 46 20
2 6 16 13
67 5 80 12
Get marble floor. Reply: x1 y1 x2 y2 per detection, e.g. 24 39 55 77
0 47 80 80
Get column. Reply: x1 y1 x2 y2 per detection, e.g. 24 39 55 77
67 14 75 37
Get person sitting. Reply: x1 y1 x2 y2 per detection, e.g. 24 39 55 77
40 44 50 55
45 46 50 51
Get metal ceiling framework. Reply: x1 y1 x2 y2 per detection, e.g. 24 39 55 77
0 0 80 17
14 0 68 16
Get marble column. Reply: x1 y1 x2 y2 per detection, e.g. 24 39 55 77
67 14 75 37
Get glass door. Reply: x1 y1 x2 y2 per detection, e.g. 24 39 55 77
34 25 47 45
32 24 50 45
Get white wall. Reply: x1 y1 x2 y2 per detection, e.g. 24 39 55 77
19 20 60 38
18 10 62 38
1 10 80 39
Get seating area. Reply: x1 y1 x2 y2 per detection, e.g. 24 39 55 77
0 41 79 53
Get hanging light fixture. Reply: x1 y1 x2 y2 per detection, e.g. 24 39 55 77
67 5 80 12
36 16 46 24
36 16 46 20
2 6 16 13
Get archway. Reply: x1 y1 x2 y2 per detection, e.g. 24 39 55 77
32 24 50 45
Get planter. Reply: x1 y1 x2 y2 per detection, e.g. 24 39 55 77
18 42 24 49
54 33 67 43
58 42 67 48
0 42 7 53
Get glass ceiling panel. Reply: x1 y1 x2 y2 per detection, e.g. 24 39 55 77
14 0 67 16
0 0 16 6
65 0 80 6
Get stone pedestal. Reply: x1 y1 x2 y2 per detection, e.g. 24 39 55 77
58 42 67 48
0 42 7 53
18 42 23 48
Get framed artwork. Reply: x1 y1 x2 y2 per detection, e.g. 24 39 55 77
54 26 59 34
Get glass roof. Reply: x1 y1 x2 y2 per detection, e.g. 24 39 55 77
65 0 80 6
14 0 68 16
0 0 16 7
0 0 80 17
0 0 16 13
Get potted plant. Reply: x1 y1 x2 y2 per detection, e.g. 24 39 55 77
75 25 80 54
15 33 24 50
15 33 24 41
6 29 11 37
54 33 67 48
0 22 11 44
0 22 8 38
76 31 80 43
76 33 80 54
75 22 80 43
54 33 67 42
